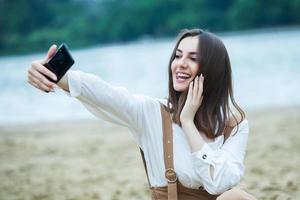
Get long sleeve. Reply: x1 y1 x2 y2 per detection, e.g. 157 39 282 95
64 70 146 132
191 120 249 195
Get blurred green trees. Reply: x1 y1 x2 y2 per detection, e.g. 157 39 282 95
1 0 300 55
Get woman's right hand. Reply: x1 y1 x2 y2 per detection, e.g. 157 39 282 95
27 44 58 92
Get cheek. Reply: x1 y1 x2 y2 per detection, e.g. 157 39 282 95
171 61 176 74
191 63 200 75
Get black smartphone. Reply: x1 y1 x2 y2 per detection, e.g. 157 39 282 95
44 43 75 83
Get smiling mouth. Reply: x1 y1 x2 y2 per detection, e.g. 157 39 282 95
176 76 190 82
175 72 191 82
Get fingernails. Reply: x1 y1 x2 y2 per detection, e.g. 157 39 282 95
200 74 204 81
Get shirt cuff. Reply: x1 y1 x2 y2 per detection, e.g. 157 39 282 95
64 70 82 97
192 143 218 166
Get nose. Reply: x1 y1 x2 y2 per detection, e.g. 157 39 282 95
178 57 188 68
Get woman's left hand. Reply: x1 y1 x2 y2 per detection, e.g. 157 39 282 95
180 74 204 125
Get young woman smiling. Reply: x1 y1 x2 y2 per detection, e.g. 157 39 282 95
27 29 256 200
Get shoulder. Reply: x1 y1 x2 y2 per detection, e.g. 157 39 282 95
227 112 247 127
224 114 249 140
225 113 249 137
132 95 166 113
156 98 168 107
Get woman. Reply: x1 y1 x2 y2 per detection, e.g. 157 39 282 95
27 29 256 200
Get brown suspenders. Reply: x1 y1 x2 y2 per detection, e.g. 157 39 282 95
139 103 235 200
161 103 178 200
140 103 177 199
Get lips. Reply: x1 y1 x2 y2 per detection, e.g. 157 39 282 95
176 72 191 79
175 72 191 83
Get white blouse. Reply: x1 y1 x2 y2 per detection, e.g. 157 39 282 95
64 70 249 195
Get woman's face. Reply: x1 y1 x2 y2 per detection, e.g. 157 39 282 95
171 36 200 92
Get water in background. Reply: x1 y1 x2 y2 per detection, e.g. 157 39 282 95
0 29 299 125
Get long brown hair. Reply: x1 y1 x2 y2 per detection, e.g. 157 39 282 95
167 28 245 139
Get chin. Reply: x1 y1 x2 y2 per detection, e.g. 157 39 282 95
173 84 188 92
172 77 191 92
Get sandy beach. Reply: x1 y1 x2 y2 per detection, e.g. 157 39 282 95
0 106 299 200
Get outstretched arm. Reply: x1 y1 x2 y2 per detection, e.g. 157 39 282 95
27 44 147 132
64 70 146 131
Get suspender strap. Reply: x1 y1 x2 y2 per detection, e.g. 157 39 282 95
139 103 236 200
160 103 178 200
139 103 178 199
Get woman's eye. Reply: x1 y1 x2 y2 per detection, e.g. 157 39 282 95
190 57 197 61
175 54 181 59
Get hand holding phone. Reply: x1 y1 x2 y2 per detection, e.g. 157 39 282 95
44 43 75 83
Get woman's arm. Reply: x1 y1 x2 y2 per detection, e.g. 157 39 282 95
57 73 69 92
180 75 206 152
27 45 148 132
179 75 248 194
64 70 146 131
191 120 249 195
181 122 207 152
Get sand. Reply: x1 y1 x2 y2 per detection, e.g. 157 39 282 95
0 106 299 200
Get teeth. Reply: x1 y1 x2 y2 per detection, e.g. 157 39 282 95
176 72 191 78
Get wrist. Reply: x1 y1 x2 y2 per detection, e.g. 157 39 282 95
181 120 194 128
57 74 69 92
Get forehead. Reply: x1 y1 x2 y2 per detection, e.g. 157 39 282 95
177 36 199 52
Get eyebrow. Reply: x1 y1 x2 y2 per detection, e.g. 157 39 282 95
176 49 197 55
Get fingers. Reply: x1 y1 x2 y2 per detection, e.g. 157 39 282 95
28 74 54 92
193 76 199 102
186 74 205 104
27 44 58 93
28 60 57 92
32 60 57 81
187 81 193 102
197 74 204 100
43 44 57 63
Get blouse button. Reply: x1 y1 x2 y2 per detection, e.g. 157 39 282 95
202 154 207 159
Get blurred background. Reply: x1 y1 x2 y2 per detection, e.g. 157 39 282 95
0 0 300 200
0 0 300 124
